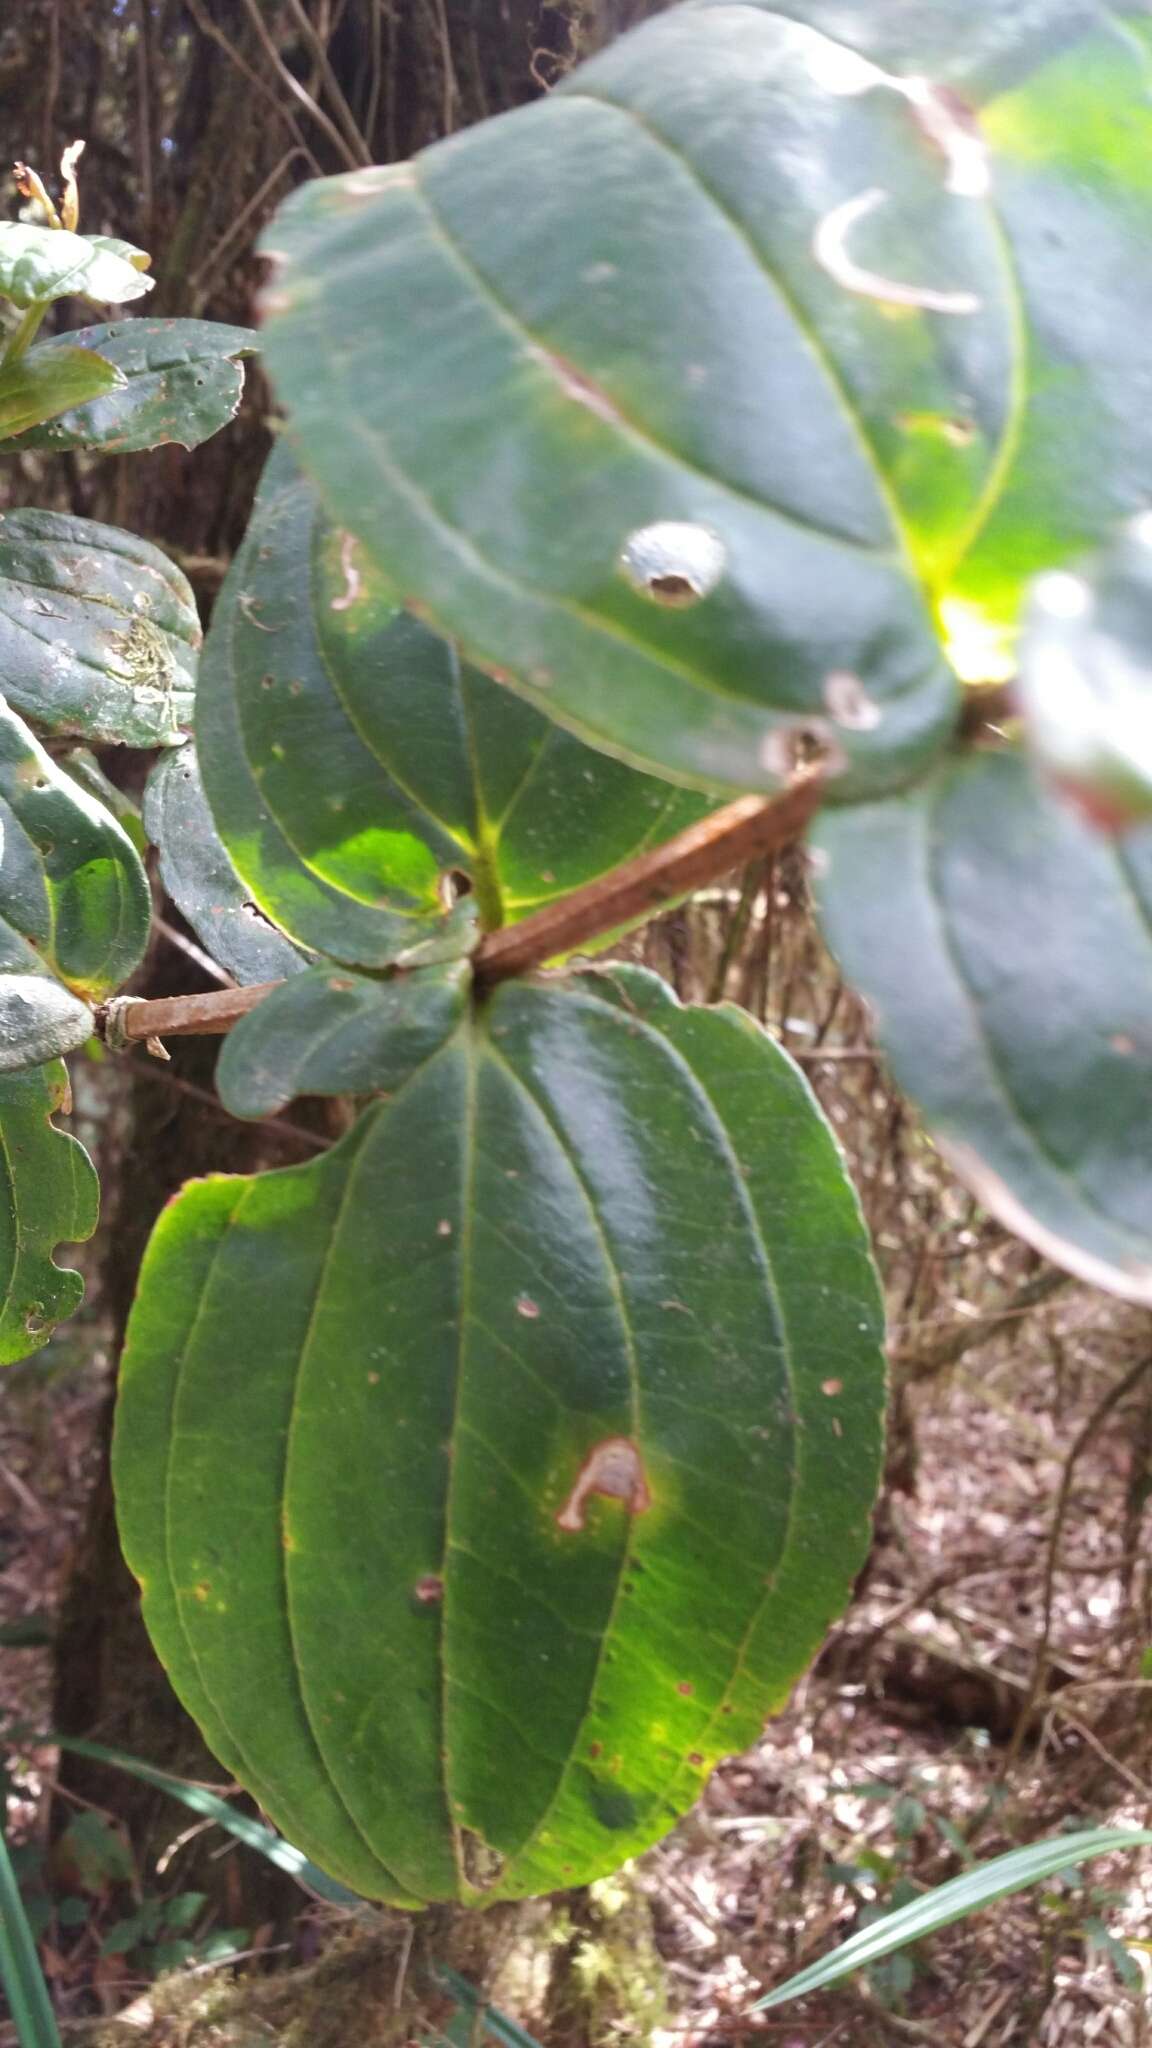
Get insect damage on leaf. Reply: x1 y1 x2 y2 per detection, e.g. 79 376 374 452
619 522 726 606
556 1436 652 1533
108 604 183 699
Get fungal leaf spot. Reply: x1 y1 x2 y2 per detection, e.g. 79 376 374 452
557 1436 651 1533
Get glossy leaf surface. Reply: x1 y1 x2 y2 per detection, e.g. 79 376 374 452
0 510 198 745
0 347 122 441
115 966 884 1902
12 320 257 454
0 976 93 1073
216 959 471 1118
261 0 1152 795
814 750 1152 1302
0 695 150 999
144 747 307 988
0 1059 98 1364
1019 518 1152 831
0 224 152 308
196 463 708 962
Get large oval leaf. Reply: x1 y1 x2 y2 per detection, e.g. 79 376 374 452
259 0 1152 796
0 224 151 309
143 746 308 988
0 510 198 746
0 1059 98 1364
813 749 1152 1302
196 461 708 961
114 966 884 1902
0 346 122 441
0 695 150 1000
11 320 257 455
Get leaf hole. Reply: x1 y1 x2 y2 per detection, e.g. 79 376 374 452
822 671 881 732
438 867 473 910
759 721 847 782
619 522 725 606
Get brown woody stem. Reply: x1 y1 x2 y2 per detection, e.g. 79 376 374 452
98 769 825 1047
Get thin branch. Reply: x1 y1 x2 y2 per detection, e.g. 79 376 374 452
474 773 825 986
892 1266 1071 1385
235 0 370 169
281 0 372 164
181 0 324 176
128 1054 327 1153
1000 1350 1152 1782
98 773 826 1046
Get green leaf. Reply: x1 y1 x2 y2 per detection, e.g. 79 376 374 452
0 1060 98 1363
10 320 257 455
0 347 122 442
59 1811 134 1891
143 746 308 988
813 749 1152 1303
0 510 198 747
754 1827 1152 2011
215 959 472 1119
114 965 884 1903
0 224 152 310
260 0 1152 797
0 976 93 1073
1018 517 1152 831
0 696 150 1000
196 461 709 962
0 1816 62 2048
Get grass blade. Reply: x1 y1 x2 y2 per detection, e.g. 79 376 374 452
430 1965 546 2048
40 1734 367 1910
754 1827 1152 2010
0 1816 62 2048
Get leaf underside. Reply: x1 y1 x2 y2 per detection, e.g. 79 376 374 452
196 459 710 965
144 747 308 988
0 223 152 309
114 967 885 1903
0 694 150 1001
814 749 1152 1302
258 0 1152 797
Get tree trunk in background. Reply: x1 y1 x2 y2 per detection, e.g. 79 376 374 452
0 0 661 2009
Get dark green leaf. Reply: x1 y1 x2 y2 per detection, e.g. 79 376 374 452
143 746 308 988
0 347 122 441
0 224 151 309
0 976 92 1073
196 462 709 962
0 695 150 999
814 750 1152 1302
12 320 257 455
0 510 198 746
60 1812 134 1891
1019 517 1152 831
754 1828 1152 2010
0 1061 98 1364
215 959 472 1119
114 966 884 1902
